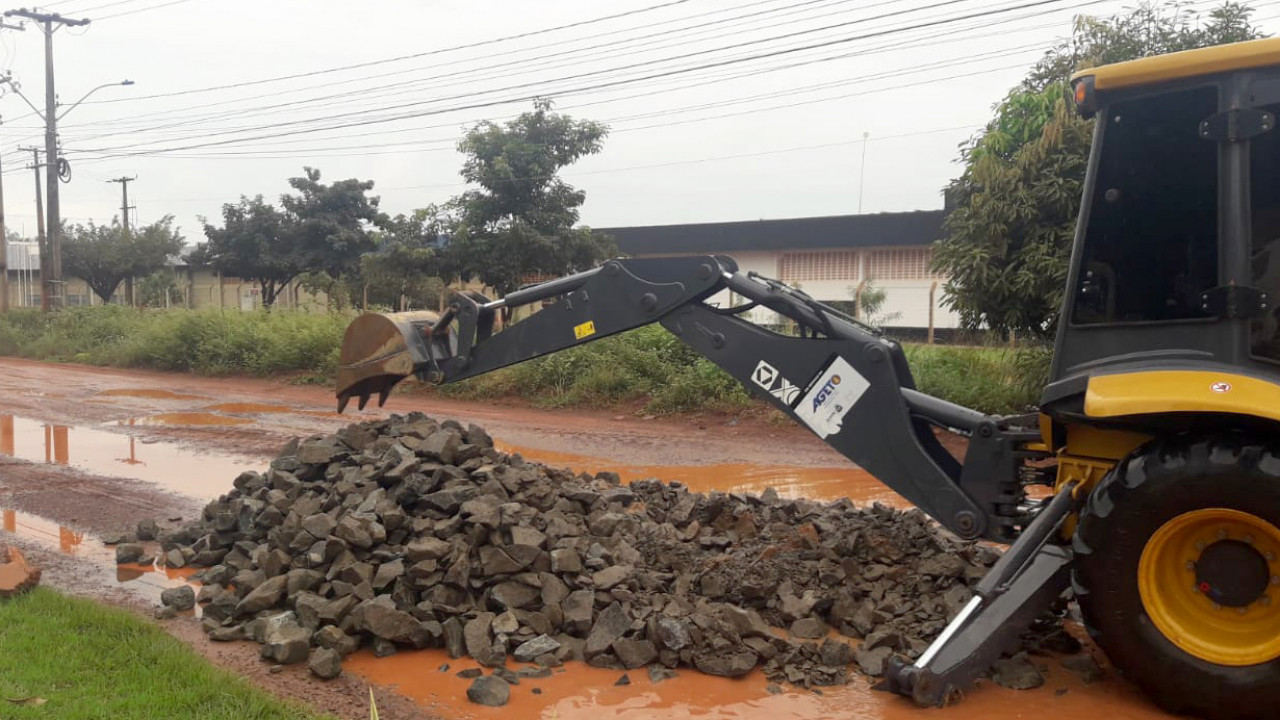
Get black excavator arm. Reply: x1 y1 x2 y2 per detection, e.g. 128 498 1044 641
335 254 1079 705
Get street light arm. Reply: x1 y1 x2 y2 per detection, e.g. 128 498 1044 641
0 75 44 121
56 80 133 121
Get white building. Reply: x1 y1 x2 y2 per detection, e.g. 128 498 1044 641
601 211 959 334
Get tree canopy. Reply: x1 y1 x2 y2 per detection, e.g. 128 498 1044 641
191 168 382 307
933 2 1263 338
446 99 617 295
359 207 456 310
63 216 184 303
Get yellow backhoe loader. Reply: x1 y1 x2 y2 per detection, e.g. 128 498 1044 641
336 38 1280 720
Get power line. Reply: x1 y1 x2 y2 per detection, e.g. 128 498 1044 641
96 0 201 21
63 0 872 134
55 0 931 142
59 0 1101 159
53 1 1091 154
84 0 698 102
67 41 1044 161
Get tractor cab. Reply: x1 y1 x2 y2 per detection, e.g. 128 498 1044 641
1050 38 1280 403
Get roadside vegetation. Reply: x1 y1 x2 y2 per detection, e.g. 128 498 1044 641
0 307 1045 415
0 305 346 378
0 588 328 720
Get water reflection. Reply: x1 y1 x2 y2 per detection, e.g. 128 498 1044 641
0 505 200 611
0 413 265 502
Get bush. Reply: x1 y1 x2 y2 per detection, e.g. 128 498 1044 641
438 325 753 414
902 343 1045 415
0 306 349 377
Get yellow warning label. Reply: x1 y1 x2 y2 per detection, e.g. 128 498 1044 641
573 321 597 341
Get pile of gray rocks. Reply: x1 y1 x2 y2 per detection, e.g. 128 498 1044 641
113 412 1067 702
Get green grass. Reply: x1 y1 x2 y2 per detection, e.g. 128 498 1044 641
435 324 754 414
0 305 348 378
0 588 329 719
903 343 1048 415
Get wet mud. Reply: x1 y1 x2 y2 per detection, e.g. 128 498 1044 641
344 644 1169 720
498 442 904 506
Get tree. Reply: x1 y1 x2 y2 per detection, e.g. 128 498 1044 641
63 216 184 303
138 269 183 308
446 99 617 295
360 207 456 310
191 168 382 308
934 2 1264 338
191 197 297 308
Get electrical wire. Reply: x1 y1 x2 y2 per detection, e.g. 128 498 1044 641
62 0 1103 159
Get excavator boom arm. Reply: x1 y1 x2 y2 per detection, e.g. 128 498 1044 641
337 255 1023 542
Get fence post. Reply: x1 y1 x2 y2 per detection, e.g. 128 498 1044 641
928 280 937 344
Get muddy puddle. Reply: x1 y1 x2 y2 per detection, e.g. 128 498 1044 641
343 644 1167 720
135 411 256 427
0 413 264 501
0 507 201 611
498 442 905 506
97 388 210 401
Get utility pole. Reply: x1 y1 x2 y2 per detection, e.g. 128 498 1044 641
0 20 25 313
0 148 7 313
109 176 136 305
5 9 90 309
20 146 46 311
108 176 136 236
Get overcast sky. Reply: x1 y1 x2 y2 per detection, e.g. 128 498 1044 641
0 0 1275 241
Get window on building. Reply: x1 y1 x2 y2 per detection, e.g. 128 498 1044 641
867 248 938 280
778 251 860 282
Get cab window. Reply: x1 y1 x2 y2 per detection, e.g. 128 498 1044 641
1250 102 1280 360
1072 86 1219 325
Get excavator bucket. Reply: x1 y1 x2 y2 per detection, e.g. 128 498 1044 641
335 311 440 413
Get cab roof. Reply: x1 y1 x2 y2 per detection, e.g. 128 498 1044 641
1072 36 1280 91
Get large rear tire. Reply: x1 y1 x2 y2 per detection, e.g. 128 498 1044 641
1073 435 1280 720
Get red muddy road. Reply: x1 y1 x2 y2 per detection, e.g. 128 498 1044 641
0 358 1174 720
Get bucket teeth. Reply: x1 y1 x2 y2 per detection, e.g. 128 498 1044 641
334 310 440 414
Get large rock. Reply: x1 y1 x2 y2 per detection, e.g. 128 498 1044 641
356 597 429 646
115 543 146 564
406 536 451 562
466 675 510 707
464 612 504 666
612 639 657 669
308 647 343 679
562 590 594 636
235 574 288 616
513 634 561 662
160 585 196 611
585 602 631 658
853 645 893 676
653 616 690 651
693 648 758 677
262 623 310 665
991 654 1044 690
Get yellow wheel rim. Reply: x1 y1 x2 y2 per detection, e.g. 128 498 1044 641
1139 508 1280 666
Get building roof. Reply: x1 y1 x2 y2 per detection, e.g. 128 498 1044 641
599 210 945 255
1074 37 1280 91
